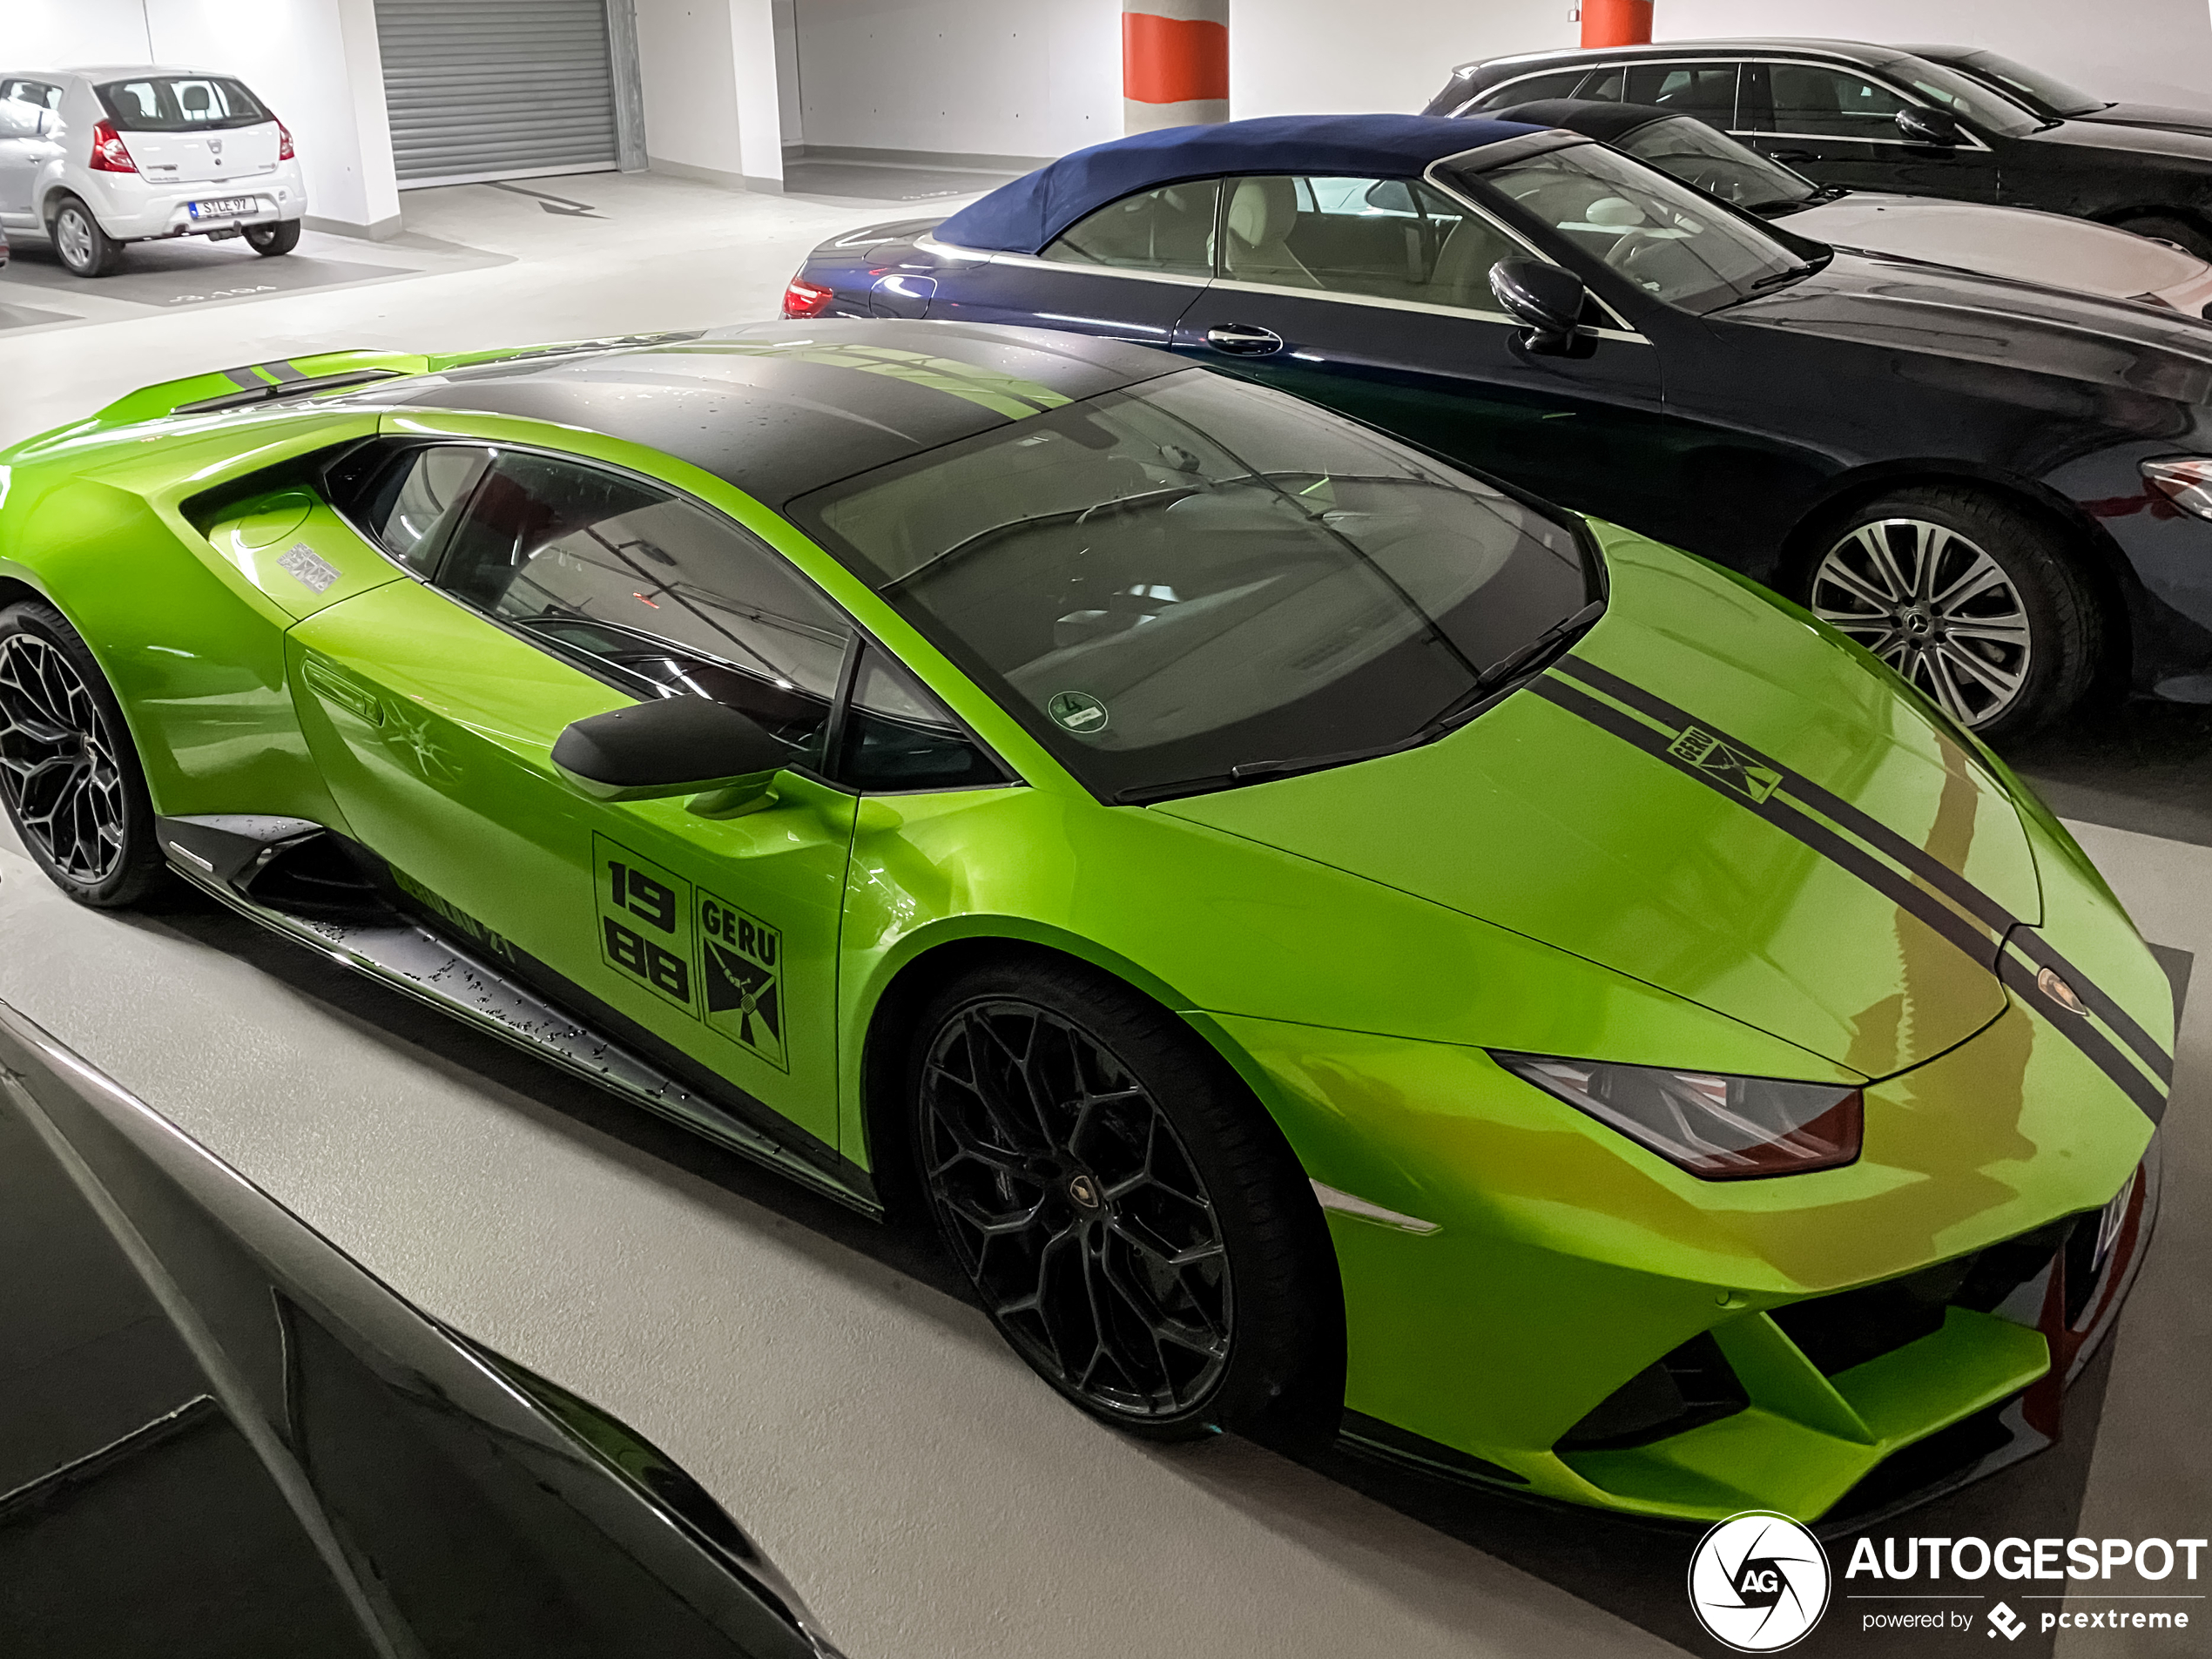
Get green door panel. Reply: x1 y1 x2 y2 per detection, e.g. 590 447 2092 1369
583 779 856 1147
288 578 849 1150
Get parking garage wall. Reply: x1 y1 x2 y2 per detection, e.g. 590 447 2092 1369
0 0 404 237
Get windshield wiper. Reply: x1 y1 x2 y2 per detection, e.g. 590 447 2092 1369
1421 599 1608 734
1748 262 1818 293
1114 741 1415 806
1113 600 1606 806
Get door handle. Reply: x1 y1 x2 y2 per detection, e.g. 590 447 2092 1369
1769 149 1814 163
1205 323 1285 356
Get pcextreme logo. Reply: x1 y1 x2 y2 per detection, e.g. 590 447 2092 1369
1689 1511 1832 1651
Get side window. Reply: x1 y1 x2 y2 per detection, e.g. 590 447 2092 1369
1041 180 1220 277
1474 69 1588 108
1623 64 1738 125
436 452 853 768
1581 66 1627 102
1768 65 1909 139
2 80 61 111
1222 175 1521 311
836 644 1004 792
329 442 491 577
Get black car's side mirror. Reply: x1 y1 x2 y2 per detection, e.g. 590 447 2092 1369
1897 105 1962 145
1489 259 1588 356
552 696 789 811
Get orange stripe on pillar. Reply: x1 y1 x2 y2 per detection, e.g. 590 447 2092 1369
1123 12 1230 105
1581 0 1652 49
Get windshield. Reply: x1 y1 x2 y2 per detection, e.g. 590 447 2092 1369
97 75 270 132
1945 51 2104 118
793 370 1596 802
1449 139 1810 311
1615 115 1821 213
1885 58 2044 137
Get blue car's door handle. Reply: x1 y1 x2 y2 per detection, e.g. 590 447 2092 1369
1205 323 1285 356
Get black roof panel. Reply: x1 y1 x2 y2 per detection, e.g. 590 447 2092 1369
351 319 1179 505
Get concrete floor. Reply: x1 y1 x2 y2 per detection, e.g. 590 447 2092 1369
1 169 2207 1657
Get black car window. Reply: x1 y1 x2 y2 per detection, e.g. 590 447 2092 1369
793 368 1595 804
1945 50 2102 118
836 643 1006 792
1473 68 1588 109
1220 175 1521 309
1581 66 1627 102
97 75 269 132
1765 65 1911 140
1615 115 1819 213
331 444 493 577
437 452 853 766
1041 181 1220 277
1452 139 1808 312
1623 64 1739 125
1889 60 2043 138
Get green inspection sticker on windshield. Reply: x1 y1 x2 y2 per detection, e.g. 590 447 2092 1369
1048 691 1109 734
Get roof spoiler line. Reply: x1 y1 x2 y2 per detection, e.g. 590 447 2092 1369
91 332 711 426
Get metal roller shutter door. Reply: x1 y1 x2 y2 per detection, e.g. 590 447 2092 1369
376 0 619 188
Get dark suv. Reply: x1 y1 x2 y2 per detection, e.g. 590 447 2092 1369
1426 38 2212 255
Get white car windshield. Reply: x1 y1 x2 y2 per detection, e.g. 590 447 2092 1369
97 76 269 132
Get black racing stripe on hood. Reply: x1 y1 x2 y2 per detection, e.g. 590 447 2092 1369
1526 676 2002 968
1531 665 2168 1120
1559 658 2013 932
1995 950 2167 1124
1554 657 2175 1086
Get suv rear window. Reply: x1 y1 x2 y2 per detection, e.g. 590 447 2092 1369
97 76 269 132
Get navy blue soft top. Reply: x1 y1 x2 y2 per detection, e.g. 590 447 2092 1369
934 113 1540 256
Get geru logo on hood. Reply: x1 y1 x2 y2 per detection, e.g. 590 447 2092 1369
1668 725 1783 803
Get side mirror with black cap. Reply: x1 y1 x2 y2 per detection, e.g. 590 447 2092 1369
1896 105 1962 145
551 696 791 814
1489 259 1589 356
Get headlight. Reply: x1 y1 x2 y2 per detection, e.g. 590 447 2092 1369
1491 1054 1863 1178
2141 456 2212 520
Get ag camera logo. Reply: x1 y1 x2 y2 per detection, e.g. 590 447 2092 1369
1689 1510 1831 1651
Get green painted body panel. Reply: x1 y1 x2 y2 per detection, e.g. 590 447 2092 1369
1161 528 2037 1078
0 347 2170 1523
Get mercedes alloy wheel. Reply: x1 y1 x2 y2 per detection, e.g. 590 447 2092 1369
1810 516 2034 728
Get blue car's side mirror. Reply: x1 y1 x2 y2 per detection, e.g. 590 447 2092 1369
1490 259 1588 356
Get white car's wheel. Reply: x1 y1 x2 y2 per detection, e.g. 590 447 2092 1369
50 195 120 278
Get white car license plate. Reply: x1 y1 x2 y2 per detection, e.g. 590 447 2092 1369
188 197 257 220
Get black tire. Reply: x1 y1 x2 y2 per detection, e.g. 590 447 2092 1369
907 954 1339 1443
1792 485 2102 740
0 602 169 907
2115 213 2212 261
246 219 301 257
48 194 120 278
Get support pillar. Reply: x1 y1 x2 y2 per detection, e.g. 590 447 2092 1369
1123 0 1229 135
1581 0 1653 49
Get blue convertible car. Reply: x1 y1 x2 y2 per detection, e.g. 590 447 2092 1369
784 113 2212 737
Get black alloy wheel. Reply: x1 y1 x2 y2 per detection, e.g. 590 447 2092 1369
0 603 167 906
907 958 1338 1441
1801 486 2101 739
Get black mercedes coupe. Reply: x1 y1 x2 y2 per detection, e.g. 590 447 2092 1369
1427 38 2212 258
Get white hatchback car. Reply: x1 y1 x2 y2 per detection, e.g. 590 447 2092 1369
0 67 307 277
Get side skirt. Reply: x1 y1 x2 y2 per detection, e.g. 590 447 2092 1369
156 815 881 1218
